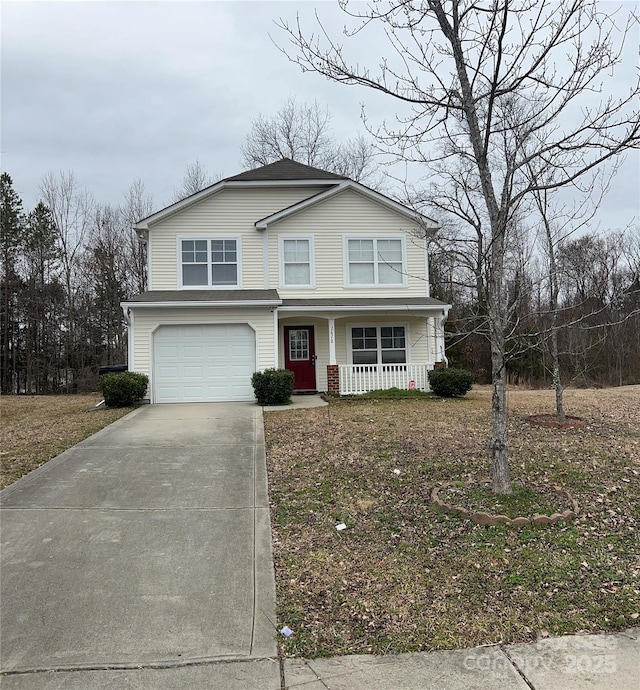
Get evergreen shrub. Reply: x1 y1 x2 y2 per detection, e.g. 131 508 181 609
100 371 149 407
428 367 473 398
251 368 294 405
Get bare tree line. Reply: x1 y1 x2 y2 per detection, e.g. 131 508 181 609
0 171 152 394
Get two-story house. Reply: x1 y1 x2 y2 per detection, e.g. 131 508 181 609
121 159 450 403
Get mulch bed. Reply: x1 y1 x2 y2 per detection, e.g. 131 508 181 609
527 414 586 429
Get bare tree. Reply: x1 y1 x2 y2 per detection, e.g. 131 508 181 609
278 0 640 493
121 179 153 294
40 170 94 390
242 97 382 187
529 164 609 417
85 204 131 365
171 159 222 203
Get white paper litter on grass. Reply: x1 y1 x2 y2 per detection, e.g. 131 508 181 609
335 523 347 531
280 626 293 637
393 468 401 475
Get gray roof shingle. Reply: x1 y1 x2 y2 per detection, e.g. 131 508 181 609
225 158 347 182
123 292 449 310
125 290 281 303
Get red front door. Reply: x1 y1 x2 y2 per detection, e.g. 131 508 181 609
284 326 316 391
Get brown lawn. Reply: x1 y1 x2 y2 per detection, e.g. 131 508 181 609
264 385 640 657
0 395 133 488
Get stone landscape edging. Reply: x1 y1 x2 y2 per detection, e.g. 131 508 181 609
431 479 580 527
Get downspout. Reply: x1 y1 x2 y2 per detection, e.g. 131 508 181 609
440 309 449 367
262 228 269 290
121 306 134 371
424 236 431 298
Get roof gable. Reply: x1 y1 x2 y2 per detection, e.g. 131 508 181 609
133 158 437 231
224 158 347 182
255 181 438 231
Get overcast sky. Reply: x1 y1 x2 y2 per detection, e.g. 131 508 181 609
2 0 639 232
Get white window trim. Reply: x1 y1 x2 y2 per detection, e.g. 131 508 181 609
177 236 242 289
342 235 408 288
346 323 411 365
278 235 316 289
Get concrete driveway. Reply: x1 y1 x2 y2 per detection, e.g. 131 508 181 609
0 403 281 689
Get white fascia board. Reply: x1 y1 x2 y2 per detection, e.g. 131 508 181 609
122 300 283 309
255 181 440 230
278 303 451 313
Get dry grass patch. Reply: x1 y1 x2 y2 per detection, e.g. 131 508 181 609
264 386 640 657
1 395 133 488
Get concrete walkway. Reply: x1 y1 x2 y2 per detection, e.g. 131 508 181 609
284 628 639 689
0 403 281 688
261 393 329 412
1 399 638 689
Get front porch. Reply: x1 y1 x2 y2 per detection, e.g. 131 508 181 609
277 298 450 396
336 363 434 395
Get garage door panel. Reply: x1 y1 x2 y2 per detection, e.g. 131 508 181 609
156 385 179 399
153 324 256 403
156 364 178 378
156 344 179 358
183 365 205 379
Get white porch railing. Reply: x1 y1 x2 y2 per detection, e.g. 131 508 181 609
339 363 434 395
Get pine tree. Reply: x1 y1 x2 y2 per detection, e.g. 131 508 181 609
0 173 25 393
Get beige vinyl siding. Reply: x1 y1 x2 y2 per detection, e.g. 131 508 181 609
131 307 276 383
149 187 326 290
268 189 428 298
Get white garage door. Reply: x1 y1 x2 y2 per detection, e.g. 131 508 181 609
153 324 256 403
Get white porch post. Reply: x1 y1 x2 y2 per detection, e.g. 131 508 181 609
273 308 279 368
328 316 336 365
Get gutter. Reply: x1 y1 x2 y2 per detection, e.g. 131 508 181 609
279 303 452 312
121 300 283 309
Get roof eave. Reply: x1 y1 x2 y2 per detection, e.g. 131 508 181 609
278 303 451 312
122 299 283 309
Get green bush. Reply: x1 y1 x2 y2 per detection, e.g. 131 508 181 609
428 367 473 398
100 371 149 407
251 368 294 405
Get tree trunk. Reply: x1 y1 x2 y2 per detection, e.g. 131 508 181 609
489 315 512 494
551 320 566 423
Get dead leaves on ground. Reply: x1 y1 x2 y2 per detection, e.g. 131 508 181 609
264 386 640 657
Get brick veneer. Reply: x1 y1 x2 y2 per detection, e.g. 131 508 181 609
327 364 339 394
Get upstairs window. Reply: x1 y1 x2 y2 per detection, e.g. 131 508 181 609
180 238 239 288
346 237 405 286
351 326 407 364
280 236 314 287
